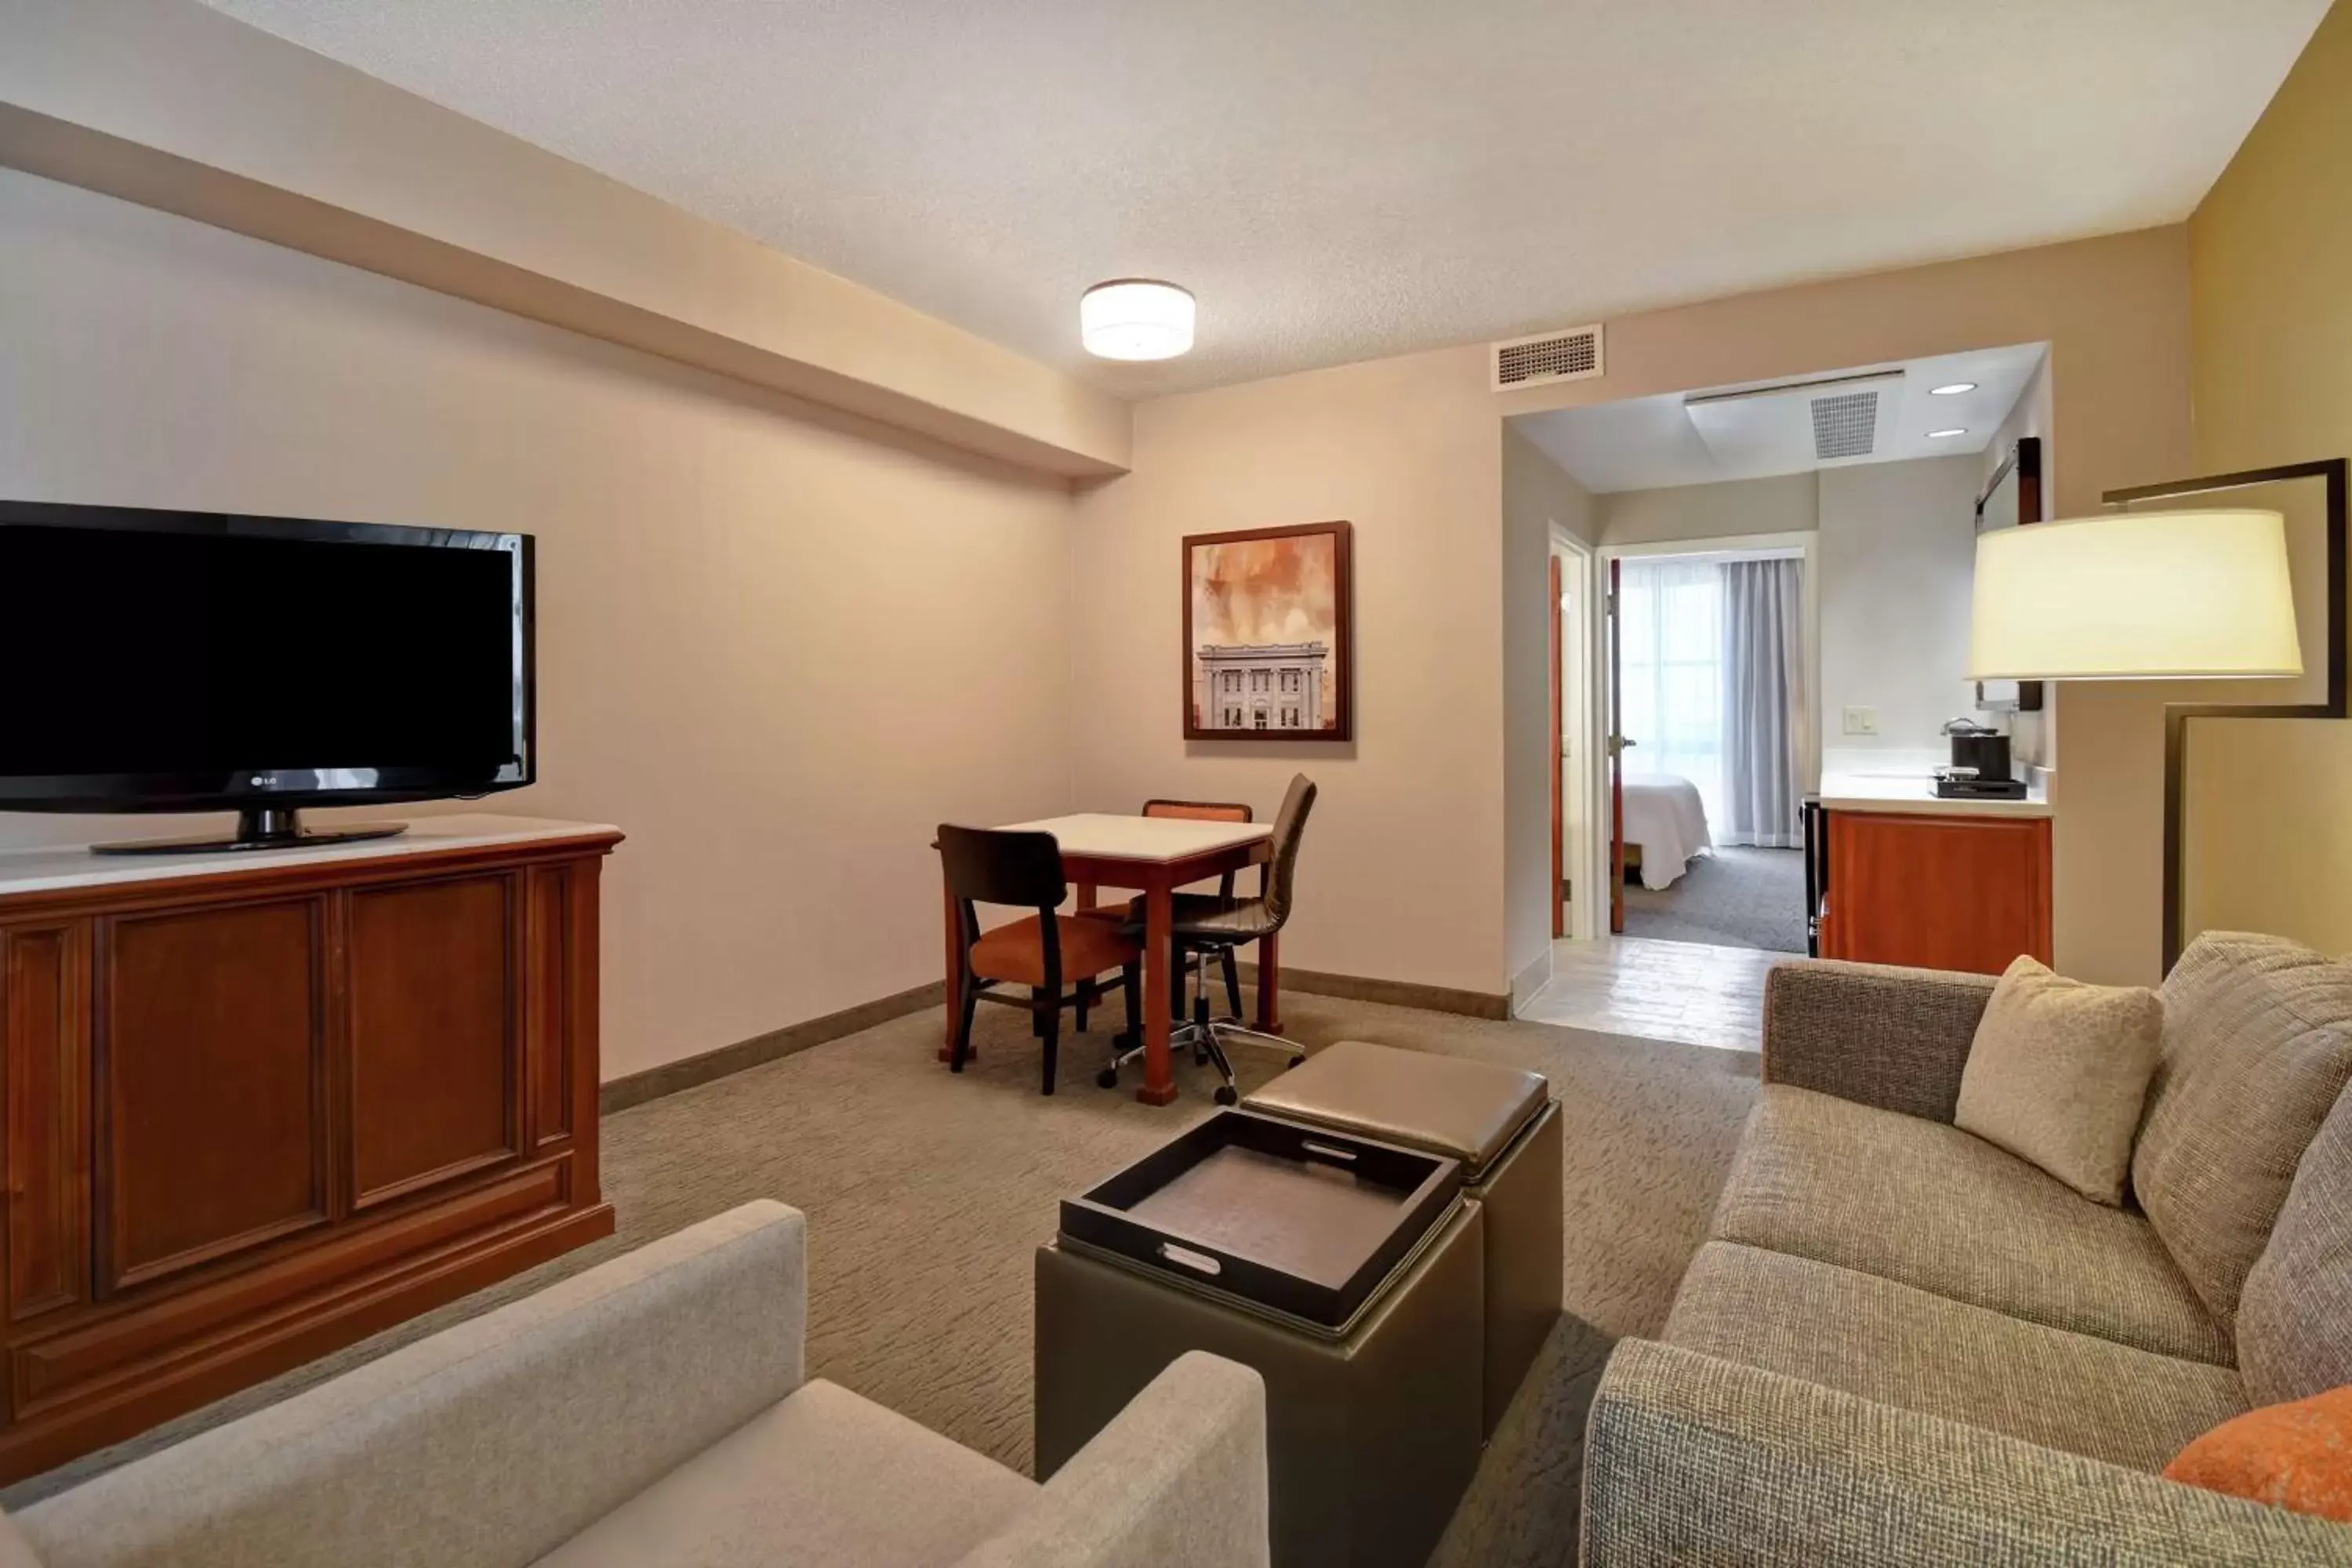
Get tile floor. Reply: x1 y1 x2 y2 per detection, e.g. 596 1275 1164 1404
1518 934 1796 1053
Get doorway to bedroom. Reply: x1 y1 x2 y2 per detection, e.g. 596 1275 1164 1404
1606 539 1812 954
1511 343 2053 1039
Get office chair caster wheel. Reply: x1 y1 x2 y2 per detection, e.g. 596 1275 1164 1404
1194 1047 1211 1066
1214 1085 1239 1107
1096 1067 1120 1090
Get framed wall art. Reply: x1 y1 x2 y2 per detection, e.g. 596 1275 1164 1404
1182 521 1353 742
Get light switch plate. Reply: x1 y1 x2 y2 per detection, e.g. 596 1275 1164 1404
1842 705 1879 736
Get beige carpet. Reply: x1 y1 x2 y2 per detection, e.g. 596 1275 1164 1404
5 989 1760 1566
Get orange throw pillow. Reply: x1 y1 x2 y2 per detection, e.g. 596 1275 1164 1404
2165 1385 2352 1523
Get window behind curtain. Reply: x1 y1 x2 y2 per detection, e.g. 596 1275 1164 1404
1618 556 1727 827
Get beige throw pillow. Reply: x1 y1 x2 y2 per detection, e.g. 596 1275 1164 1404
1955 956 2164 1206
2136 931 2352 1332
2236 1077 2352 1406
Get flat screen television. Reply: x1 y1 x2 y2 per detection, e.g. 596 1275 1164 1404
0 499 533 854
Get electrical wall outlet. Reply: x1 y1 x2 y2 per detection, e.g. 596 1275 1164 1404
1842 705 1879 736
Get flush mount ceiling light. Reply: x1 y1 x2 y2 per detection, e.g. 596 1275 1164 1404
1927 426 1969 439
1929 382 1978 396
1080 279 1196 361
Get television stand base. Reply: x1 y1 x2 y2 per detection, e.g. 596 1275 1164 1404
91 807 408 856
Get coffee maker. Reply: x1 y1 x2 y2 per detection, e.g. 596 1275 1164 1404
1935 717 2025 800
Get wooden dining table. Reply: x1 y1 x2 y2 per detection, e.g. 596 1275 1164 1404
941 812 1278 1105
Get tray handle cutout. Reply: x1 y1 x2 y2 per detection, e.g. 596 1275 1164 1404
1301 1140 1358 1164
1159 1243 1224 1276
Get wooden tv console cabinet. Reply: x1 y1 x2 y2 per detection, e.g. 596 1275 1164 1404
0 814 619 1483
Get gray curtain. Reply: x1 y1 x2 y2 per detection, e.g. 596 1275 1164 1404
1720 558 1803 848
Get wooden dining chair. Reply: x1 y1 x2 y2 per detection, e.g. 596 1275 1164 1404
938 825 1142 1095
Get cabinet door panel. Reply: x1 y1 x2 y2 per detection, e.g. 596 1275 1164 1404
1826 813 2052 975
5 924 91 1327
103 900 328 1293
13 1158 568 1420
347 876 519 1208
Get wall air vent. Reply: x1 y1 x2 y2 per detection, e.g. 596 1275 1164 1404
1493 324 1603 391
1809 390 1879 460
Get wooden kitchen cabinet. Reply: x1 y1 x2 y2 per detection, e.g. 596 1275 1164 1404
1819 809 2052 975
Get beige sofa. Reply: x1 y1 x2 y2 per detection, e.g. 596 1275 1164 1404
3 1200 1271 1568
1584 934 2352 1566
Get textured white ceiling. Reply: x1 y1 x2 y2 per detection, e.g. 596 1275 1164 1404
195 1 2326 397
1519 345 2048 492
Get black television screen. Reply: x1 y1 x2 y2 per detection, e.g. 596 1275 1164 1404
0 501 533 817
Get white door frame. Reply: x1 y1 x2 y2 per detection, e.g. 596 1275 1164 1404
1551 529 1605 941
1581 530 1820 929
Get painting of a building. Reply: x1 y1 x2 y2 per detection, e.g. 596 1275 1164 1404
1195 642 1328 731
1183 521 1352 739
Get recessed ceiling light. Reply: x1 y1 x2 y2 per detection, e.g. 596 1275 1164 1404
1929 382 1977 396
1080 279 1196 361
1927 427 1969 439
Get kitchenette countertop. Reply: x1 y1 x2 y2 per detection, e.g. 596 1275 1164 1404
1817 770 2053 819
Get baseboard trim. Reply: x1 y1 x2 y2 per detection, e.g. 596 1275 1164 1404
1235 960 1511 1022
1510 950 1553 1013
600 979 946 1114
602 956 1515 1114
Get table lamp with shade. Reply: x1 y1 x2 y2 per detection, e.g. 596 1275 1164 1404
1965 459 2347 969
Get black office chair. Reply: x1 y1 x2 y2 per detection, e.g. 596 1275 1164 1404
938 826 1142 1095
1098 775 1316 1105
1077 797 1256 1025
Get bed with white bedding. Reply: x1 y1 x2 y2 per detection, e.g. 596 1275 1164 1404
1621 771 1713 890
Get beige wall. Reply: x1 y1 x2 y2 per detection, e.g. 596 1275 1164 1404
1817 456 1982 757
2190 0 2351 481
1 84 2228 1037
1501 428 1595 996
1596 470 1819 546
1499 227 2195 982
1070 347 1513 999
2177 0 2352 955
0 169 1079 1079
1074 229 2193 991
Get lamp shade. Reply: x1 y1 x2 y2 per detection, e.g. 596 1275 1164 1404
1079 279 1194 361
1969 509 2301 681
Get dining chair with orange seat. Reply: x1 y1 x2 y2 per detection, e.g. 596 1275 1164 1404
938 824 1142 1095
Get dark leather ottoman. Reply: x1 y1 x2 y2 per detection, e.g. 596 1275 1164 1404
1246 1040 1561 1436
1036 1201 1484 1568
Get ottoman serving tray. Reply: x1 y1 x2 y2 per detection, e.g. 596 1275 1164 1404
1059 1109 1463 1330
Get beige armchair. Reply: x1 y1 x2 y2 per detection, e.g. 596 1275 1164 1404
9 1201 1270 1568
